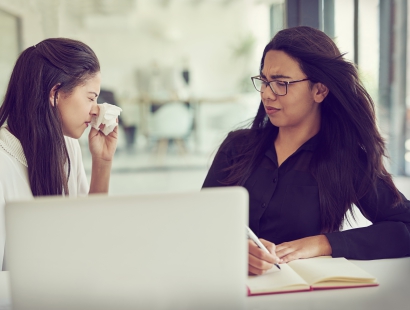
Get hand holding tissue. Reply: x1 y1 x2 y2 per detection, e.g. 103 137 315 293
90 103 122 135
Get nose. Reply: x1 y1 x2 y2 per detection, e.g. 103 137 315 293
90 101 99 116
261 84 277 101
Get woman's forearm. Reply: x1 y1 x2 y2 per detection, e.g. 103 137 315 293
89 158 112 194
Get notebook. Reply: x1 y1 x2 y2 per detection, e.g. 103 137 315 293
5 187 248 310
247 256 378 296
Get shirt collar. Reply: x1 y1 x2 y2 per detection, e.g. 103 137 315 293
298 134 319 151
265 133 319 163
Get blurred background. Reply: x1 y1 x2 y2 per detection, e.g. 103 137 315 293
0 0 409 198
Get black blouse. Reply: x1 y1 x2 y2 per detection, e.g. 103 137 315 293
202 130 410 260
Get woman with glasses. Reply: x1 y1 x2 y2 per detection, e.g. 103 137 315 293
0 38 118 268
202 26 410 275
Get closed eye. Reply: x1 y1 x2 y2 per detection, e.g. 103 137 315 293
273 80 288 88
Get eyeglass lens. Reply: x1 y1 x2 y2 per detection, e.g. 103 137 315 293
252 78 287 95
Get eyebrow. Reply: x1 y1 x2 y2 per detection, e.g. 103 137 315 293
260 73 292 80
88 92 99 97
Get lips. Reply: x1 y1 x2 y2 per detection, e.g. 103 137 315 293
265 106 280 115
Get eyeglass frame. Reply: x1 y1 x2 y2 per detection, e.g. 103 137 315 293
251 75 310 96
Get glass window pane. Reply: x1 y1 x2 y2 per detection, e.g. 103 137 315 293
334 0 355 63
270 1 285 38
358 0 379 104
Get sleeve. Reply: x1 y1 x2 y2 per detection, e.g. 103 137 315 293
65 137 89 197
202 133 235 188
325 178 410 259
74 140 89 196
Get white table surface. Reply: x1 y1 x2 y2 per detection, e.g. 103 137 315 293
0 257 409 310
246 257 410 310
0 271 10 310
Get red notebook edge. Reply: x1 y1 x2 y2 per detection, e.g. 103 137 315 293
247 282 379 296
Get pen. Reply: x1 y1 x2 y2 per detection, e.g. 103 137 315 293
246 226 281 270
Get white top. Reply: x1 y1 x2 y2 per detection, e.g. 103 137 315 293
0 126 88 268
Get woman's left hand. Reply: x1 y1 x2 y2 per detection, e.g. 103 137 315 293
275 235 332 263
88 123 118 162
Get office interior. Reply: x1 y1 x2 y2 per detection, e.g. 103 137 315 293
0 0 409 202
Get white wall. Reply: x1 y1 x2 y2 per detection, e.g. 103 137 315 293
0 0 54 47
0 0 271 99
0 0 270 153
56 0 270 99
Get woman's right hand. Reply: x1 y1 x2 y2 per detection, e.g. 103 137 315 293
248 239 281 275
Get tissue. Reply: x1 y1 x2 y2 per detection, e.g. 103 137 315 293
90 103 123 135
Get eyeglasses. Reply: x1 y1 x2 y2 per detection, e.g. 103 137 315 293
251 76 310 96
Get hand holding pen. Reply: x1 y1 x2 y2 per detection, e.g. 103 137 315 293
247 226 281 274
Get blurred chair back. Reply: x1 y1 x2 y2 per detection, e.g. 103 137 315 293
150 101 193 139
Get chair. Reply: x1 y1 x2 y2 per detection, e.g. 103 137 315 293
148 101 193 156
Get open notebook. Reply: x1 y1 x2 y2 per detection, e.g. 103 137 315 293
247 256 378 296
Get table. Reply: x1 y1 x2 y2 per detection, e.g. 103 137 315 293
0 271 10 310
0 258 409 310
246 257 410 310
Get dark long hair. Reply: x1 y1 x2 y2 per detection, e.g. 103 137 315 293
219 26 402 233
0 38 100 196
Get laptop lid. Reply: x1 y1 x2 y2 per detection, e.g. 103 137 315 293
5 187 248 310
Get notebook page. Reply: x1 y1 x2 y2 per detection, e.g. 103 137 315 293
247 263 309 294
288 257 377 285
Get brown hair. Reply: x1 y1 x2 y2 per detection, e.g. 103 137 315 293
0 38 100 196
218 26 401 233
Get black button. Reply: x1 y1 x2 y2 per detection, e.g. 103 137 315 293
262 203 266 208
273 178 277 183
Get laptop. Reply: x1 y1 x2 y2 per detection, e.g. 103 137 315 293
5 187 248 310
